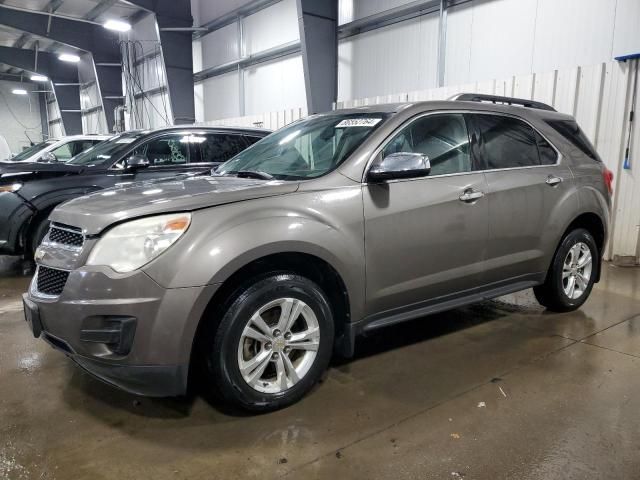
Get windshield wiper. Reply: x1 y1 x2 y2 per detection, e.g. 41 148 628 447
235 170 274 180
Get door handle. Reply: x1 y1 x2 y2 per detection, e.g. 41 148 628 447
459 189 485 202
546 175 563 186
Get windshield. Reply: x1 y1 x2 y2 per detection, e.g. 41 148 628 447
10 141 55 162
68 132 144 166
216 113 389 180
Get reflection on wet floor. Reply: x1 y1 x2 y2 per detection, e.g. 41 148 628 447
1 257 639 480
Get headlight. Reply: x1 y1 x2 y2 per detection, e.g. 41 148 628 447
87 213 191 273
0 183 22 193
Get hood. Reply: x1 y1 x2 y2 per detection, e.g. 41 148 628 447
51 175 300 235
0 161 84 183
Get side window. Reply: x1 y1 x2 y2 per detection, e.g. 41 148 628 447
472 114 540 169
200 134 248 163
244 135 263 147
71 140 97 156
382 114 472 176
51 143 74 161
535 131 558 165
131 134 188 166
546 119 600 161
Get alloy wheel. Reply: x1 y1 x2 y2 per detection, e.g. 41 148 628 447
237 297 320 394
562 242 593 300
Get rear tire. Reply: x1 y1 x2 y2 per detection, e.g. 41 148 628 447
534 228 598 312
201 273 334 412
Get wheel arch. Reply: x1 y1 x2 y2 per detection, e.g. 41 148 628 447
552 211 607 282
188 251 354 386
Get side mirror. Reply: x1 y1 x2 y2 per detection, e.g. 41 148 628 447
367 152 431 182
126 154 150 171
41 151 57 163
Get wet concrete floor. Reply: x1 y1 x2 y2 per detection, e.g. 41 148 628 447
1 256 640 479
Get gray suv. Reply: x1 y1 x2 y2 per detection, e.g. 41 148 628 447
23 94 613 411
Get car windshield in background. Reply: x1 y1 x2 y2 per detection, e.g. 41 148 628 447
10 141 56 162
216 113 389 180
68 132 144 166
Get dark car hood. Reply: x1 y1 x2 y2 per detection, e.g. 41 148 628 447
51 175 300 234
0 161 85 182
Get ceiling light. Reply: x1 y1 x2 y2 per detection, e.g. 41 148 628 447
30 74 48 82
103 20 131 32
12 89 28 95
58 53 80 63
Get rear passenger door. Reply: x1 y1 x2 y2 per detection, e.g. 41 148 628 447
467 113 575 284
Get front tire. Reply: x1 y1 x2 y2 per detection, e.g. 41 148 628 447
534 228 598 312
202 273 334 412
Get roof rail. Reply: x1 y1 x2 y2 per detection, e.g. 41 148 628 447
450 93 556 112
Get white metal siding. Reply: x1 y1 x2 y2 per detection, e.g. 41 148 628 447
0 80 43 152
338 14 440 101
338 0 418 24
201 23 239 68
613 0 640 58
243 0 299 55
202 71 241 121
243 54 306 115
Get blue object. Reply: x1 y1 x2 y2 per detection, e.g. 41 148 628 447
615 53 640 62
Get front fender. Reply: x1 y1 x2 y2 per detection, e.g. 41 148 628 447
143 190 366 320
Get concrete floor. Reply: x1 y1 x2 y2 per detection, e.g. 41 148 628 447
1 258 640 480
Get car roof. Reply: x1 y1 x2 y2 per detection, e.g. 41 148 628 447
125 125 273 137
331 98 575 122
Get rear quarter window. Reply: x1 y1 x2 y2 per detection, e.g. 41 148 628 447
546 120 600 161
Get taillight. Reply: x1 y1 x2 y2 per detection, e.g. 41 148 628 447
603 168 614 195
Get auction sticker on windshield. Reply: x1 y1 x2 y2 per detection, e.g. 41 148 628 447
336 118 382 128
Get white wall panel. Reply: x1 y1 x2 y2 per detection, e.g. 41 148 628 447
243 54 306 115
532 0 616 73
244 0 299 55
468 0 538 81
202 71 241 121
443 3 473 86
195 0 256 26
201 23 239 68
613 0 640 58
0 80 42 152
338 14 439 101
338 0 418 24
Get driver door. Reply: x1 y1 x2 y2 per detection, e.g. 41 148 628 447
363 113 489 316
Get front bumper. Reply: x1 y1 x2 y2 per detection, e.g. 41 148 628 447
25 265 217 397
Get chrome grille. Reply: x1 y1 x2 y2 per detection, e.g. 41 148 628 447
36 266 69 296
48 223 84 249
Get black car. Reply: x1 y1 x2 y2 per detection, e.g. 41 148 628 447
0 125 270 256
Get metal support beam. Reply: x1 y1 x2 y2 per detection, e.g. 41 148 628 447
0 46 82 134
52 84 82 134
0 46 77 82
0 4 123 132
125 0 195 124
297 0 338 114
436 0 448 87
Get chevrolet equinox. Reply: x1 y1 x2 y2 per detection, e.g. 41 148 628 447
23 94 613 411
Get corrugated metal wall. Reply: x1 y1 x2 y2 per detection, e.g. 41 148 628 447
192 0 306 122
338 14 439 101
